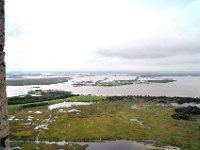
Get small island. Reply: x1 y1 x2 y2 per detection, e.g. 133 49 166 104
6 77 72 86
72 76 176 87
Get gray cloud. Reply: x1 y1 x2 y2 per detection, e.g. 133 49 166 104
96 34 200 60
5 0 200 71
95 0 200 67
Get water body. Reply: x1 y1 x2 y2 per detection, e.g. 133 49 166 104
84 140 162 150
7 76 200 97
48 102 93 110
11 140 179 150
157 103 200 108
170 103 200 108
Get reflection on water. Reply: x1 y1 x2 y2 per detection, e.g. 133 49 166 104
16 140 179 150
48 102 92 110
7 76 200 97
84 140 158 150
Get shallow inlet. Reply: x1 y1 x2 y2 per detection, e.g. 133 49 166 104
11 140 180 150
48 102 93 110
170 103 200 108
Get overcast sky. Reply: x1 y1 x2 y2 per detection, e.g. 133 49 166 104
5 0 200 72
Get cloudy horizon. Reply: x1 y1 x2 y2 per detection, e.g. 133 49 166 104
5 0 200 72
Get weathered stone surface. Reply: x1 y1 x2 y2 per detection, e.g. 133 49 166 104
0 0 9 149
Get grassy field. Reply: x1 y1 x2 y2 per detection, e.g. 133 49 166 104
63 95 107 101
9 95 106 110
9 96 200 149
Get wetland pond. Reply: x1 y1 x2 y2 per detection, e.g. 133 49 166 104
12 140 179 150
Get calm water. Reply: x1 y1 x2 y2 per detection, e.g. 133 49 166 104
80 140 165 150
7 76 200 97
12 140 178 150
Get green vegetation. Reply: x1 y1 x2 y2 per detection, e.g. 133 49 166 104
9 96 200 150
8 93 106 110
6 77 71 86
95 79 136 86
106 95 200 104
8 90 75 105
64 95 106 102
94 77 175 86
172 106 200 120
145 79 176 83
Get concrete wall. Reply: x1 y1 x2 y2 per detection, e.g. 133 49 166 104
0 0 9 149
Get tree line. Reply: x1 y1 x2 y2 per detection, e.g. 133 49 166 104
8 90 76 105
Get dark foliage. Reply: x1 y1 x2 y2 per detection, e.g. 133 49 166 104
172 106 200 120
106 95 200 103
6 77 71 86
8 90 77 105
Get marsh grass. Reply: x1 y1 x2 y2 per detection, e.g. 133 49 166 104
9 96 200 149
